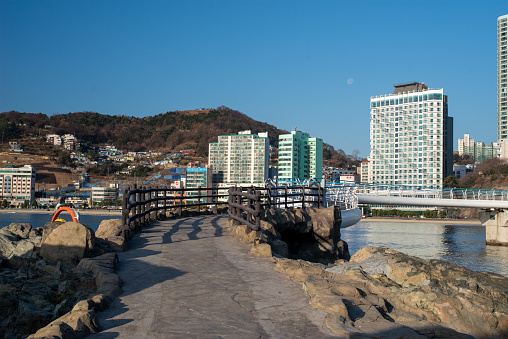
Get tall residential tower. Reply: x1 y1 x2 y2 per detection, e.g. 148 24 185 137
369 82 453 187
499 14 508 142
208 130 269 186
278 130 323 181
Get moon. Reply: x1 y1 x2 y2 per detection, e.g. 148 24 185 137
347 78 354 85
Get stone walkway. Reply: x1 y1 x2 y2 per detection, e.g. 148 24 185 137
89 215 339 338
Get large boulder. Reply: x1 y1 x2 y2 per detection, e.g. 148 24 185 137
41 221 64 244
95 219 122 239
40 222 95 265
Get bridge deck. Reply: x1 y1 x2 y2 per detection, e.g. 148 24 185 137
89 215 336 338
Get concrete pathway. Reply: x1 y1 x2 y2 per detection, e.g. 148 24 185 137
89 215 339 338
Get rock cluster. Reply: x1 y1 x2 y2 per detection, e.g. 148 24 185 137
229 206 349 263
273 246 508 339
0 219 124 338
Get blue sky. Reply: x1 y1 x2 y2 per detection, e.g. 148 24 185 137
0 0 506 157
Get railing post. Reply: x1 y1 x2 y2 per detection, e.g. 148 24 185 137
163 189 167 217
247 186 253 226
255 190 261 230
177 189 182 216
236 187 242 224
121 188 128 236
302 184 306 209
285 184 288 209
136 185 141 231
197 186 202 212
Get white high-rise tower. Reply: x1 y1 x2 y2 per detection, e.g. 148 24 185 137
498 14 508 142
369 83 453 187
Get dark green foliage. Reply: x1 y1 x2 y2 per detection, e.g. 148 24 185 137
87 163 128 176
453 153 475 165
130 165 150 177
443 175 458 188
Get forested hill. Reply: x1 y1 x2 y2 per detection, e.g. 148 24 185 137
0 107 361 168
0 107 285 154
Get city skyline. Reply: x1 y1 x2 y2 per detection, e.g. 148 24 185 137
0 1 506 157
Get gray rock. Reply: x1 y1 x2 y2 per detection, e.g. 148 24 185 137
0 228 37 259
4 223 32 238
95 219 122 239
40 222 95 265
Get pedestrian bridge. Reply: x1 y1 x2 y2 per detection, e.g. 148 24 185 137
324 182 508 246
353 183 508 209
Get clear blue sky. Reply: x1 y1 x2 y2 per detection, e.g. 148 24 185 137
1 0 506 157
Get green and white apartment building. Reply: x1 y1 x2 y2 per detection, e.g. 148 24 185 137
368 82 453 187
277 131 323 181
208 130 269 187
185 167 213 204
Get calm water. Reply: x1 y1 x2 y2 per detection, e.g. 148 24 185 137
2 213 507 277
0 212 117 232
341 221 508 277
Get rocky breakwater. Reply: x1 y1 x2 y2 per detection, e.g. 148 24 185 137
0 218 124 338
228 207 508 338
229 205 350 263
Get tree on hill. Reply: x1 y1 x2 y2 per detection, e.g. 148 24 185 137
0 107 362 166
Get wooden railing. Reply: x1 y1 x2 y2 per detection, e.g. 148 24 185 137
118 185 227 238
228 184 325 231
228 186 261 231
119 183 326 237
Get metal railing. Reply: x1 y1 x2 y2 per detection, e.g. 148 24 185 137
355 182 508 202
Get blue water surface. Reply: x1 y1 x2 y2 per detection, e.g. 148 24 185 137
0 211 118 232
342 221 508 277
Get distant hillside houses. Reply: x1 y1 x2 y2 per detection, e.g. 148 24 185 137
46 133 78 150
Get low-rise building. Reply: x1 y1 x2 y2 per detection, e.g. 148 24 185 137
0 165 36 205
46 134 62 146
91 186 118 204
340 173 360 184
185 167 213 204
453 164 476 180
8 142 23 152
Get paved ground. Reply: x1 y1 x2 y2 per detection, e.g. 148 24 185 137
89 215 339 338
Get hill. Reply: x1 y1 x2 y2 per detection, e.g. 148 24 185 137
0 107 360 168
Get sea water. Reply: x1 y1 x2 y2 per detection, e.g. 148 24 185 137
342 221 508 277
0 212 117 232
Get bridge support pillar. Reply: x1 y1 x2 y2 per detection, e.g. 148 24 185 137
479 210 508 246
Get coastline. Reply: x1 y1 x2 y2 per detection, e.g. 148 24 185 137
361 217 481 225
0 208 122 216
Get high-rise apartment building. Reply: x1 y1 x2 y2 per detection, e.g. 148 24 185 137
208 130 269 185
458 133 499 163
458 133 475 157
498 14 508 142
369 82 453 187
278 130 323 181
